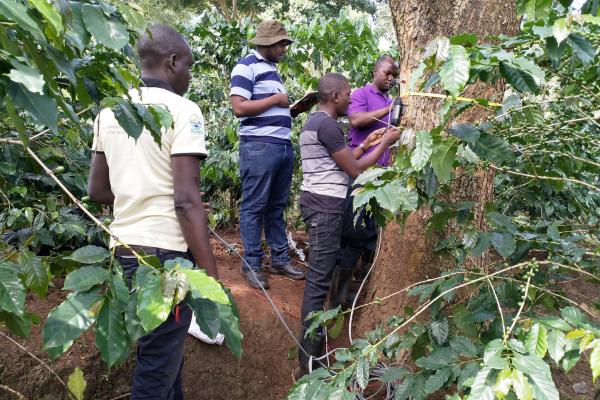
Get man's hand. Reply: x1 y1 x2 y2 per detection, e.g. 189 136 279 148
382 126 401 146
272 93 290 108
363 127 386 150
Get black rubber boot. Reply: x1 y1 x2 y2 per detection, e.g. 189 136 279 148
328 267 354 310
297 326 325 377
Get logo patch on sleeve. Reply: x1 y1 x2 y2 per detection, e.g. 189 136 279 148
189 114 204 134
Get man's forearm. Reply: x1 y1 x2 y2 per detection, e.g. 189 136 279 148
349 106 391 129
175 199 218 279
231 96 279 117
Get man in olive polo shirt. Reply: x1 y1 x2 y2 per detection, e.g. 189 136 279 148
88 25 216 400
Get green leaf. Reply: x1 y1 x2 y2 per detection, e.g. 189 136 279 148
439 45 470 96
67 367 86 400
511 369 534 400
547 329 566 364
471 131 513 163
124 292 146 342
0 311 34 337
591 342 600 382
447 124 480 143
499 62 539 94
484 339 509 370
372 181 418 214
95 297 130 368
66 245 111 264
567 34 595 65
0 264 26 316
491 231 516 258
6 64 45 95
470 366 494 400
112 100 144 140
63 266 109 292
180 269 229 304
494 368 512 398
117 4 146 33
415 347 457 369
449 33 477 47
67 2 90 50
43 291 102 349
137 272 172 332
431 139 458 184
429 318 449 345
187 297 221 339
29 0 63 35
424 367 451 394
537 316 572 331
411 130 433 171
0 0 45 42
516 0 552 21
449 336 478 357
355 356 369 389
560 306 586 327
20 250 49 297
353 167 387 186
512 354 559 400
81 4 129 50
470 232 491 257
216 302 243 359
4 96 28 146
9 83 58 133
525 323 548 358
553 18 571 45
45 340 74 360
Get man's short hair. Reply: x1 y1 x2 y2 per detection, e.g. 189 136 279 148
137 24 189 69
317 73 349 102
374 55 397 70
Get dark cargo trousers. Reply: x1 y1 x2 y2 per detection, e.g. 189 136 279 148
299 205 344 324
117 248 193 400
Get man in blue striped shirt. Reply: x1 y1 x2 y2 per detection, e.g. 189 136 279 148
230 20 314 289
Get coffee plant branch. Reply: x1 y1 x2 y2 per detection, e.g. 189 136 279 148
489 165 600 193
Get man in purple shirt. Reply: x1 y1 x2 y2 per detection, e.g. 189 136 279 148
328 55 400 310
347 55 399 167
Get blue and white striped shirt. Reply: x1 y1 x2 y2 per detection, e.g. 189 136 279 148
230 50 291 143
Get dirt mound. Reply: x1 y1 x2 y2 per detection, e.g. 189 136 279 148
0 231 307 400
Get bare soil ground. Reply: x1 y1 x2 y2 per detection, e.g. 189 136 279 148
0 230 598 399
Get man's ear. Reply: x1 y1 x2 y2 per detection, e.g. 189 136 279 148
167 53 177 72
331 90 339 103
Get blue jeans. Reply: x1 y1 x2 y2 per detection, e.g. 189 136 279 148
239 141 294 271
300 205 344 323
117 248 193 400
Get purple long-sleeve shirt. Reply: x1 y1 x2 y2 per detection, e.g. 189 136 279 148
347 84 393 166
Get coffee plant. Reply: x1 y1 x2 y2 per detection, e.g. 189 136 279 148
289 1 600 399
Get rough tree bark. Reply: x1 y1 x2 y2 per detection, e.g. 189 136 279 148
354 0 519 334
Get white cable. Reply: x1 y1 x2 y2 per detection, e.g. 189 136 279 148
208 228 329 369
348 227 384 344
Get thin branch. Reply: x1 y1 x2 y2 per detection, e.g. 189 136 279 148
489 165 600 193
0 331 68 392
487 276 506 338
401 91 503 108
0 384 27 400
505 275 531 340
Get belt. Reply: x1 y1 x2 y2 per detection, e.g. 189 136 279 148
114 245 162 257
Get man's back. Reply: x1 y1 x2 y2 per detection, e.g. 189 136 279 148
92 84 207 251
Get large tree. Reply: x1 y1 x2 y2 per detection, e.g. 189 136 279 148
354 0 519 333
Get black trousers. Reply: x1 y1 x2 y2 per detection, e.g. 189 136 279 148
300 205 344 324
117 248 193 400
338 186 378 271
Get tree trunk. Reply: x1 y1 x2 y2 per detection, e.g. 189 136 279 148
354 0 519 334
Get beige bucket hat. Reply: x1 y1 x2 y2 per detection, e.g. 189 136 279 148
250 20 294 46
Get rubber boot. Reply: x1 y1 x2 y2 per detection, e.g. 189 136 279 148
328 267 354 310
297 326 325 377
